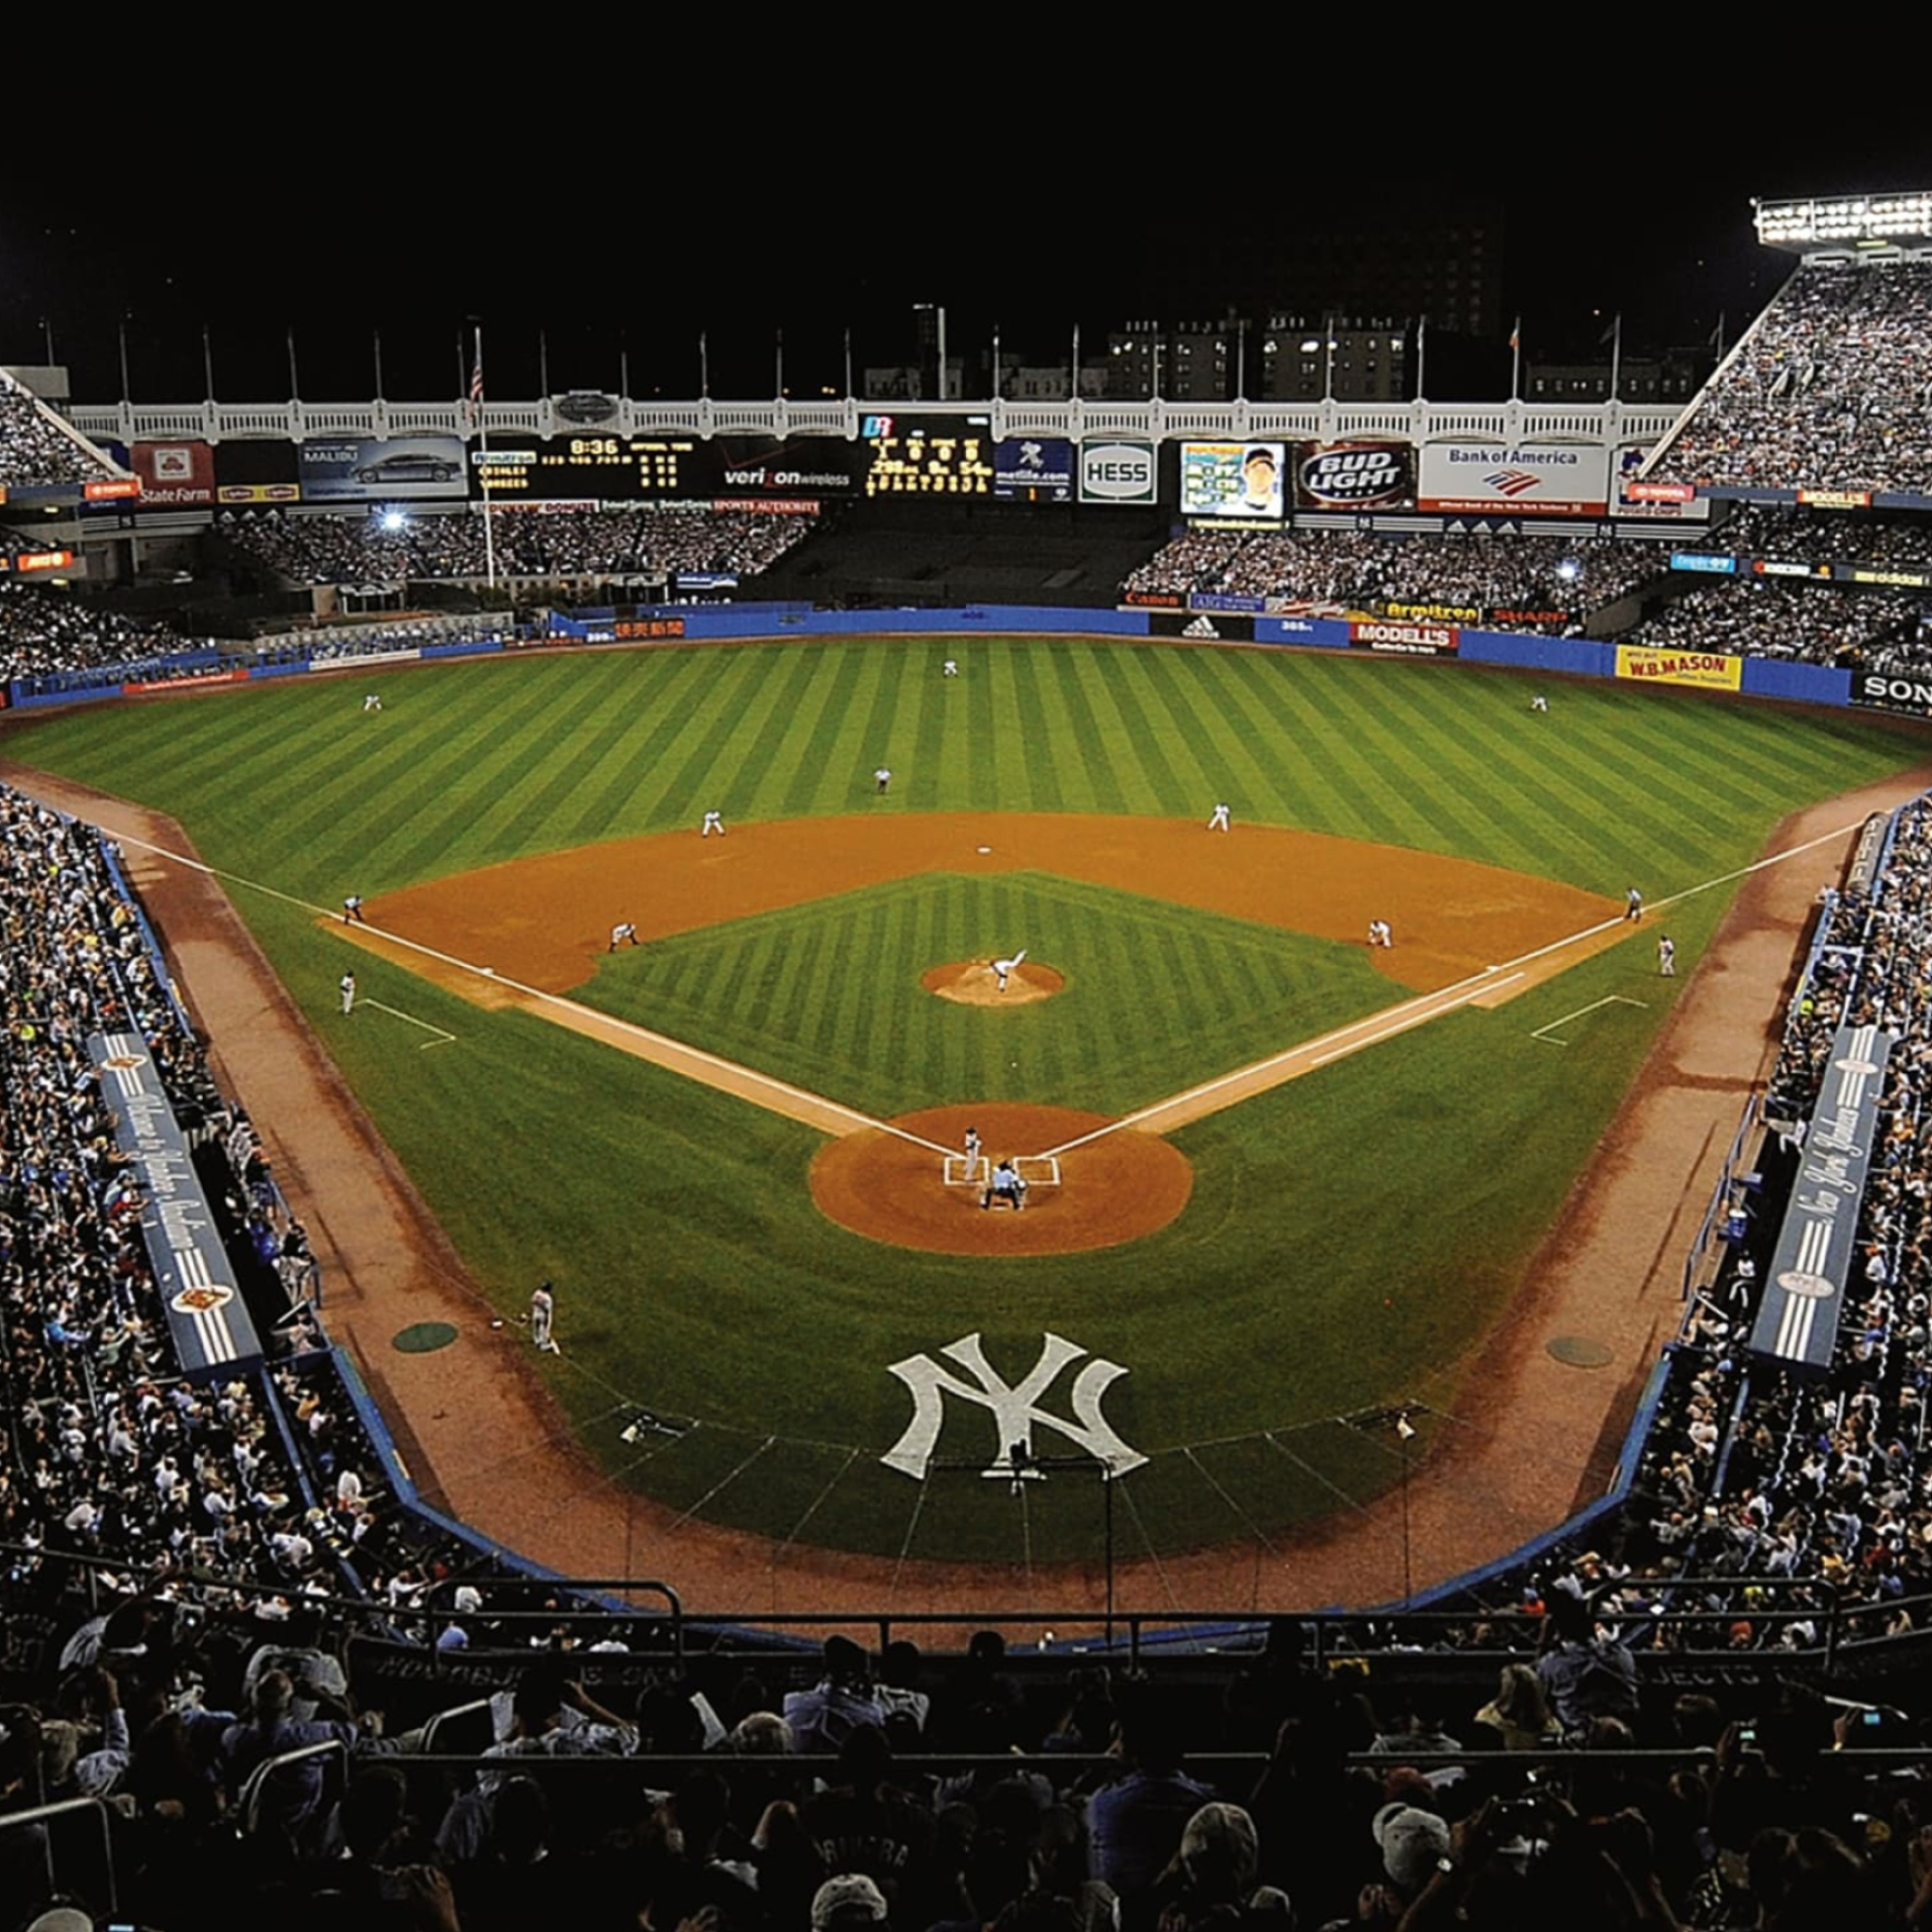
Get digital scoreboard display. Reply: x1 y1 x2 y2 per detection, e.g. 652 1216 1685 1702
474 437 699 500
858 413 994 498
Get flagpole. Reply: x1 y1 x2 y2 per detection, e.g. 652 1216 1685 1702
371 327 383 402
1070 323 1080 401
1608 313 1622 402
472 323 497 593
1509 315 1522 403
204 324 216 402
1415 313 1427 403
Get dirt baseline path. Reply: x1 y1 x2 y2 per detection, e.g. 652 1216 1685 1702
369 811 1618 1000
10 758 1930 1620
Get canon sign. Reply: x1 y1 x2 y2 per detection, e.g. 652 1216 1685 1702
1079 440 1156 505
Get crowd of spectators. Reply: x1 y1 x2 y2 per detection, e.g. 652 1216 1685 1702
221 507 816 587
1621 579 1920 665
1122 530 1668 629
0 581 197 685
0 376 116 489
1710 504 1932 573
1652 260 1932 496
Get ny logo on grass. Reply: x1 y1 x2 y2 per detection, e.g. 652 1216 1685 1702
881 1332 1148 1481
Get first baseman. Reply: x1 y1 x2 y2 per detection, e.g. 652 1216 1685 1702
1208 802 1231 832
343 894 367 924
701 810 725 837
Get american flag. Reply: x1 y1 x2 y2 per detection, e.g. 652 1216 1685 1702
469 358 484 407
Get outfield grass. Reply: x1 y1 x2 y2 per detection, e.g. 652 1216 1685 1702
6 639 1925 1563
578 871 1394 1117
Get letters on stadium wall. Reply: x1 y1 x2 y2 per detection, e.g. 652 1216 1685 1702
1852 671 1932 717
1349 619 1459 657
131 440 216 507
88 1032 263 1377
993 438 1073 503
1747 1021 1892 1376
1294 440 1413 511
1614 645 1743 691
302 436 469 502
1078 440 1156 505
1122 590 1183 609
1379 597 1480 626
0 548 74 574
1417 441 1611 518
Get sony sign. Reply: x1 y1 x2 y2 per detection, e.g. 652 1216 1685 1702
1079 440 1156 505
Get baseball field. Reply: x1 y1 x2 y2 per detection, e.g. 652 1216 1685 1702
5 636 1925 1581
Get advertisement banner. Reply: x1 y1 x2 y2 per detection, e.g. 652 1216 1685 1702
83 477 140 502
1671 553 1738 575
994 437 1073 503
1797 489 1872 509
1380 597 1480 626
1489 606 1571 630
214 440 300 500
124 668 248 695
1294 440 1413 511
1614 645 1744 691
1350 618 1460 657
1839 563 1932 589
1852 670 1932 716
1150 610 1255 642
302 436 467 502
1748 1021 1891 1374
1614 447 1709 521
1190 592 1267 615
713 437 867 497
132 440 216 507
1180 441 1287 524
1079 439 1157 505
1122 590 1182 609
1417 441 1610 517
0 548 74 574
89 1031 262 1376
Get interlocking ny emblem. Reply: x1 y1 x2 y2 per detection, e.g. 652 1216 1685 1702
882 1332 1148 1480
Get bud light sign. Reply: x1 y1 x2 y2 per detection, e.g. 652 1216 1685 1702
1296 440 1412 511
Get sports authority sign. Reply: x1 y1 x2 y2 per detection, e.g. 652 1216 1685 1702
1418 441 1611 518
1350 618 1459 657
1078 440 1157 505
1614 644 1743 692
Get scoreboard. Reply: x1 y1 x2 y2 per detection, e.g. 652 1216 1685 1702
858 413 994 498
475 437 700 500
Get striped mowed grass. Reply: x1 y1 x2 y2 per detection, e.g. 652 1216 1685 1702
5 639 1925 1562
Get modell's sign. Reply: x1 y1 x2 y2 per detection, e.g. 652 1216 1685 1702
1350 619 1459 657
1295 440 1412 510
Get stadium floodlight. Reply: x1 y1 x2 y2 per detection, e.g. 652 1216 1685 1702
380 508 408 533
1754 192 1932 249
1557 559 1580 582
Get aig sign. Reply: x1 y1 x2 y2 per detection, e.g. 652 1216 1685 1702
1079 440 1156 505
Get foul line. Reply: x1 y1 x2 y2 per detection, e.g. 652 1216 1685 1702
363 1000 457 1050
95 827 954 1157
1532 994 1646 1046
1042 815 1870 1158
95 809 1866 1162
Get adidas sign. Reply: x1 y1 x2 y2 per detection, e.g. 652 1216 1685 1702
1182 616 1221 639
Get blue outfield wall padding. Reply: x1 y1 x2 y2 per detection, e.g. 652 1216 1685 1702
248 660 311 679
8 682 124 708
1458 630 1617 677
1741 656 1851 706
1255 616 1350 647
420 639 505 661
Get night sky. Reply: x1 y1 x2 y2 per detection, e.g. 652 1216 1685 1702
3 131 1925 405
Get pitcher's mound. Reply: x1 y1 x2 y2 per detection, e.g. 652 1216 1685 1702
923 960 1066 1006
810 1103 1191 1256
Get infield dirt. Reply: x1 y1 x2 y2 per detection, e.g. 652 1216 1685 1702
12 760 1931 1619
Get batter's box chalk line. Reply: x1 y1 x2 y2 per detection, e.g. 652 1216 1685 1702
363 1000 457 1050
1531 994 1646 1047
